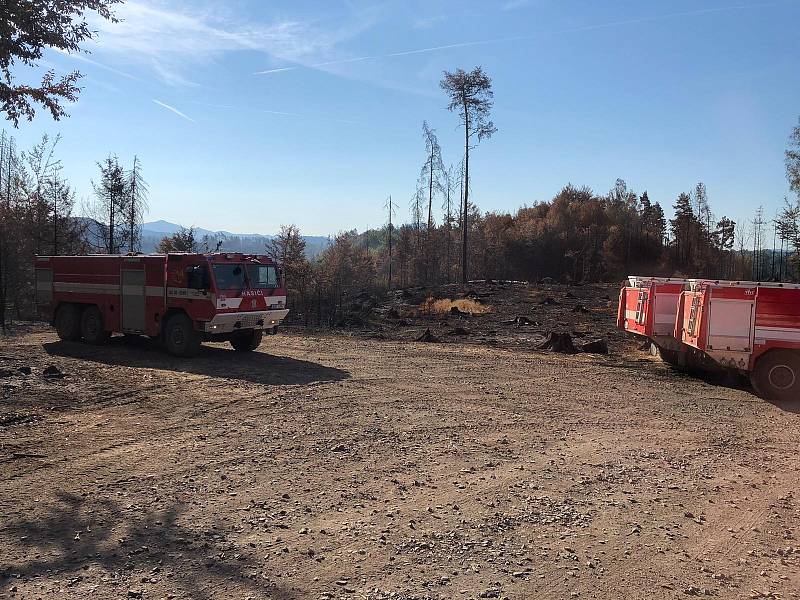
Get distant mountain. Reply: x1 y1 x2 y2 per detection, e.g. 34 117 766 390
140 219 182 234
139 221 330 258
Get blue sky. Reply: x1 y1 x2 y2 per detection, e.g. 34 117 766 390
9 0 800 235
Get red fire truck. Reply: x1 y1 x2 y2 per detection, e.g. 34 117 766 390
617 276 690 364
34 253 289 357
675 279 800 401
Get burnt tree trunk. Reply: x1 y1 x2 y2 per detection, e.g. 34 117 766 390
462 101 470 284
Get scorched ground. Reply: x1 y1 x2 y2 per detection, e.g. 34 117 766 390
1 327 799 599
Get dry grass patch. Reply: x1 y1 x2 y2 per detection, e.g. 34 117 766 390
419 297 490 315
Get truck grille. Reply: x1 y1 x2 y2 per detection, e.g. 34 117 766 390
239 314 261 328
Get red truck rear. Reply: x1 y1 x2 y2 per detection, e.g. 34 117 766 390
617 276 689 363
676 279 800 401
34 252 289 357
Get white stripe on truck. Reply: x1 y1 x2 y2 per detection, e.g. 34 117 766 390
52 282 118 294
754 326 800 344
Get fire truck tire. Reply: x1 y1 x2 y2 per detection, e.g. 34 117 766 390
55 304 82 341
751 350 800 403
230 330 263 352
654 345 687 369
81 305 110 345
164 313 201 357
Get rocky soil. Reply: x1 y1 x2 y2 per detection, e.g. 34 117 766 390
1 289 799 599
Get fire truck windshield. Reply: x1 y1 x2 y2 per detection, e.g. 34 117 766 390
245 264 278 289
212 264 245 291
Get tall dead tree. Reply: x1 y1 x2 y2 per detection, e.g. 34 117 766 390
441 163 456 282
125 155 149 253
752 206 765 280
45 170 74 255
440 66 496 283
22 134 60 254
0 132 7 328
384 195 395 289
90 155 128 254
787 117 800 197
420 121 443 283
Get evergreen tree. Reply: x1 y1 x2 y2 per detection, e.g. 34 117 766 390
440 66 496 283
670 192 696 267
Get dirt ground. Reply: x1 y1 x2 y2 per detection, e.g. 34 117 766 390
1 318 799 599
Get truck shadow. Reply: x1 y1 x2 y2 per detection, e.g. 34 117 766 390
612 359 800 413
42 336 350 386
663 363 800 414
0 491 294 599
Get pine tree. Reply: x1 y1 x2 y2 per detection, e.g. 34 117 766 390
670 192 696 267
440 66 496 283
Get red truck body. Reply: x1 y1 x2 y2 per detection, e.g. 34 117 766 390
35 252 290 356
618 275 800 401
676 280 800 368
617 276 688 356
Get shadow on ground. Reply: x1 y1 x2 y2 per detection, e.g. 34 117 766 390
42 336 350 386
0 491 294 599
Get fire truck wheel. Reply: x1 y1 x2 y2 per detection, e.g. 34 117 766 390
55 304 82 341
81 306 110 345
230 330 263 352
751 350 800 403
656 347 685 369
164 313 201 357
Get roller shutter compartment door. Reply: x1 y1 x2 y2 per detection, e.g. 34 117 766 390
121 269 146 333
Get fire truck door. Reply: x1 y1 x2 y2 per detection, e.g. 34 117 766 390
121 269 146 332
707 298 754 352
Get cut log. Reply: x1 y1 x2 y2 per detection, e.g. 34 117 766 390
446 327 471 336
501 315 539 327
580 339 608 354
416 328 440 342
536 332 577 354
42 365 65 379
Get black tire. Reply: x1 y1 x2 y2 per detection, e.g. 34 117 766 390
751 350 800 402
230 329 263 352
655 345 684 368
163 313 201 357
55 304 82 341
81 305 110 345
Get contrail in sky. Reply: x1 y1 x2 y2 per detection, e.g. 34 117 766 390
153 99 195 122
190 100 364 125
253 2 780 76
55 49 146 83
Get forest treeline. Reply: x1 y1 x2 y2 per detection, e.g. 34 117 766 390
2 123 800 329
0 132 148 326
268 178 800 326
